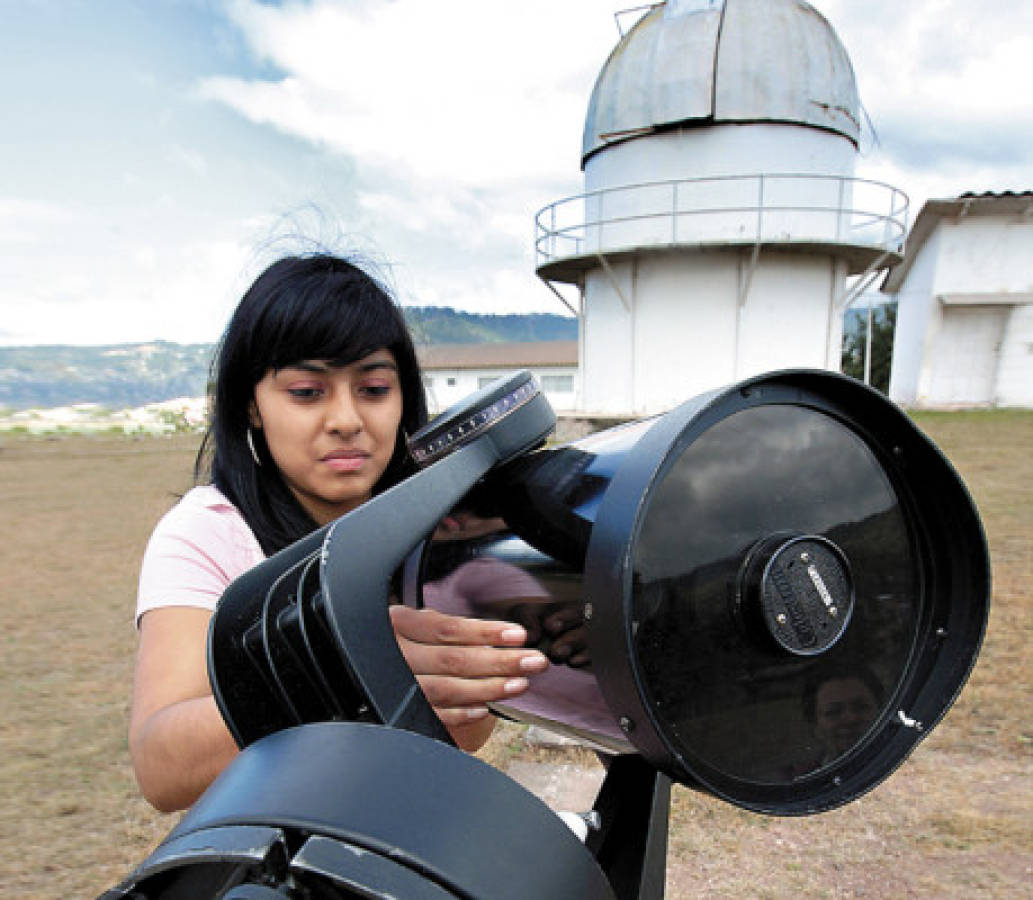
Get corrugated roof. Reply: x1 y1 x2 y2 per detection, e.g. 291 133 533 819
958 190 1033 200
416 340 578 370
882 191 1033 293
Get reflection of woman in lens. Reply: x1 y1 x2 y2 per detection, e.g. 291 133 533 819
421 530 629 744
801 664 883 766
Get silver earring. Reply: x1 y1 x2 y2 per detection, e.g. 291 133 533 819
246 428 262 466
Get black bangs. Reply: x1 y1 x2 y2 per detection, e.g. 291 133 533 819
198 252 428 556
246 257 408 377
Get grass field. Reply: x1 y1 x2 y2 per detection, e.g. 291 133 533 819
1 410 1030 898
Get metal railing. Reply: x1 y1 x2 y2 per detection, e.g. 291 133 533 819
534 173 909 267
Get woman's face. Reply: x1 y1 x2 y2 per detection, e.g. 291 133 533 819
251 349 404 525
813 676 878 757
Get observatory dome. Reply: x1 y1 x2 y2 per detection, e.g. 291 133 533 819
583 0 861 165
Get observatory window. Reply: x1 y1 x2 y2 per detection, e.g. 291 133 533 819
541 375 574 393
423 376 434 388
447 377 457 387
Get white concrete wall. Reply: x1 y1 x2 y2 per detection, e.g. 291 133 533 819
736 253 843 380
585 123 856 188
888 230 942 406
925 305 1008 407
423 366 578 415
996 303 1033 407
572 122 880 415
889 214 1033 408
581 249 844 415
581 262 636 414
932 217 1033 294
579 124 866 256
630 253 739 410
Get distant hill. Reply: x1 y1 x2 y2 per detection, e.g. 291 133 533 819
404 307 576 344
0 309 577 410
0 342 214 410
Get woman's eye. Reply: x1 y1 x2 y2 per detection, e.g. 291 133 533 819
359 383 393 398
287 387 324 400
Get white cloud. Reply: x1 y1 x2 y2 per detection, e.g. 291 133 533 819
1 231 254 346
201 0 614 186
0 196 80 244
168 144 208 177
820 0 1033 209
405 260 564 317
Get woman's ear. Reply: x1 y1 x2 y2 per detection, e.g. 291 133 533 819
248 402 262 430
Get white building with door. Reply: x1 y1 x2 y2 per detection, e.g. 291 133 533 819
885 192 1033 409
417 341 578 414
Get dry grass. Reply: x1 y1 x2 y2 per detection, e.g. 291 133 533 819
0 411 1030 898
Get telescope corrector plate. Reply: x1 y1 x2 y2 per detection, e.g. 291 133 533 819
631 403 917 787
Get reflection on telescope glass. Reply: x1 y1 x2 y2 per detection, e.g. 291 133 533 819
417 532 630 749
632 404 917 785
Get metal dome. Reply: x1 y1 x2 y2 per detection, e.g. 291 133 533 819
582 0 861 165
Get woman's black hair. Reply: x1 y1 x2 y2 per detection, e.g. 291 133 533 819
195 253 428 555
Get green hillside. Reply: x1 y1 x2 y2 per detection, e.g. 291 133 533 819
404 307 576 344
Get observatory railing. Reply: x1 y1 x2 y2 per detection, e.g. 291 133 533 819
534 173 909 268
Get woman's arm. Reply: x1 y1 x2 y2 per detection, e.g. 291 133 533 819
129 607 239 812
130 604 549 811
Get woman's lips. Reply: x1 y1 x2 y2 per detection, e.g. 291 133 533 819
322 450 369 472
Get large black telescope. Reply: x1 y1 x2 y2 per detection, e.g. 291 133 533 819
106 369 989 899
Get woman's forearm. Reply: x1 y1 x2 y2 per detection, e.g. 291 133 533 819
129 694 239 812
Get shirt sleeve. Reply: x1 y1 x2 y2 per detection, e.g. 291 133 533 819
136 493 264 625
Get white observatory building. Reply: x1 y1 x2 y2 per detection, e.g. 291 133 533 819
536 0 908 415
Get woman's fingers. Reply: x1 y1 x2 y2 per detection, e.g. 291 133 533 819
414 672 535 712
388 605 549 715
389 604 530 648
546 625 588 664
399 640 548 680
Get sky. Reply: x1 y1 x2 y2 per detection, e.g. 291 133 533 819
1 0 1030 346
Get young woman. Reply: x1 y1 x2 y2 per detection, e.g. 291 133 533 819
130 254 549 812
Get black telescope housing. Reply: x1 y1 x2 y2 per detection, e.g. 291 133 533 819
105 369 989 899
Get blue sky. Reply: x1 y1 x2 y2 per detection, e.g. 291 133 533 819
2 0 1031 346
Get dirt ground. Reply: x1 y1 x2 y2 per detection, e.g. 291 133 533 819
0 409 1030 898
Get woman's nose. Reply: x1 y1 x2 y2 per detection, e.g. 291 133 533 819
326 392 362 435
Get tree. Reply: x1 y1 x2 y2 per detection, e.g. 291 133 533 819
842 301 896 394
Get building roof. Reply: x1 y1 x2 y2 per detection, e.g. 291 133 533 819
882 191 1033 294
582 0 859 165
416 341 578 371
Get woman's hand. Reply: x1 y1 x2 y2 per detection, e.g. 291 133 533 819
432 510 507 542
388 605 549 750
